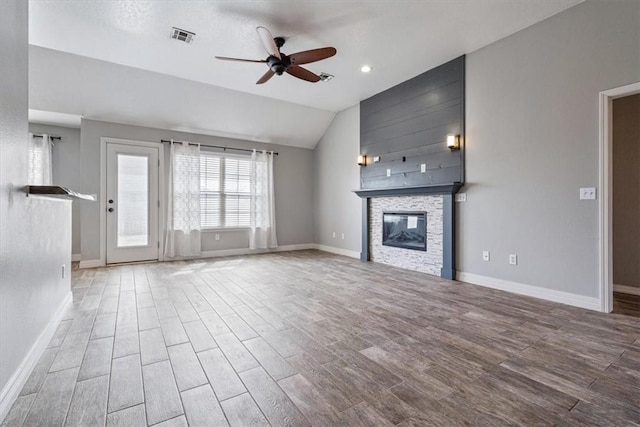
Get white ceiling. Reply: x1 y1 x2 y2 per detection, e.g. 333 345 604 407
28 0 582 148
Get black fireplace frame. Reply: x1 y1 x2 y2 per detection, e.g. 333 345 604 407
382 211 427 251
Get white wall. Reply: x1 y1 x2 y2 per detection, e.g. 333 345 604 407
459 0 640 298
28 123 81 256
0 0 72 420
80 119 315 263
313 105 362 255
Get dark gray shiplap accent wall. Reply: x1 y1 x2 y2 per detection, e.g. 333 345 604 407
360 55 465 190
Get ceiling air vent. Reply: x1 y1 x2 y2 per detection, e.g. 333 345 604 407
319 72 334 82
170 27 195 44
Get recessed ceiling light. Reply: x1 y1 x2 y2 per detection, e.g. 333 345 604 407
361 65 372 73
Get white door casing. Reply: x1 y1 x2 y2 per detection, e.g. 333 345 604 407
599 82 640 313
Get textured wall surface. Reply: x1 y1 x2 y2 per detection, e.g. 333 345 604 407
80 119 315 262
369 196 443 275
0 0 71 411
459 0 640 298
313 105 362 252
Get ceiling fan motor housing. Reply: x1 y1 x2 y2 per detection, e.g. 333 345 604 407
268 54 290 75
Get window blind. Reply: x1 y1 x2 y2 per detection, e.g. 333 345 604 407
200 153 251 228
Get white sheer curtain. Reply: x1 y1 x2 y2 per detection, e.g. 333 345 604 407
249 149 277 249
28 133 53 185
165 141 202 257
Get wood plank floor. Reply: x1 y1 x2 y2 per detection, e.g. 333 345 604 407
4 250 640 426
614 292 640 318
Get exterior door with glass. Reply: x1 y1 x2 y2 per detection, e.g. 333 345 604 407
106 142 159 264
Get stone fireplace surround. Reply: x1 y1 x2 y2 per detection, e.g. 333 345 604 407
355 184 462 279
371 196 443 276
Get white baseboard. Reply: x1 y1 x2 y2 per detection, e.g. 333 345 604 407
78 259 104 269
71 254 81 262
613 284 640 296
198 243 315 259
313 244 361 259
456 272 601 311
79 243 359 267
0 292 73 423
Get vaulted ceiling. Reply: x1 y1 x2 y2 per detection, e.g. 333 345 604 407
28 0 582 148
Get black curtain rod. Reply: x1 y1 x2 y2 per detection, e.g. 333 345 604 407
32 134 61 141
161 139 278 156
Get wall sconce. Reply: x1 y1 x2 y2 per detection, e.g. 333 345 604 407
447 134 460 150
357 155 367 166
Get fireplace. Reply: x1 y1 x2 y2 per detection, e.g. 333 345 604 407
382 212 426 251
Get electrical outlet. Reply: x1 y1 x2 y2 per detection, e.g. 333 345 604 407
332 231 336 238
386 169 391 177
509 254 518 265
215 234 220 241
420 164 426 173
455 193 467 202
61 264 66 278
579 187 596 200
341 233 345 240
482 251 490 261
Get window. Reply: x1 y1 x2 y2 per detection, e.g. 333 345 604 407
200 152 251 228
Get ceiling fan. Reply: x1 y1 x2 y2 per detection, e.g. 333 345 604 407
215 26 336 84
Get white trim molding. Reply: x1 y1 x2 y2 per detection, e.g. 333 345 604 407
613 284 640 296
598 82 640 313
79 259 105 269
100 137 165 265
198 243 315 259
0 292 73 423
313 244 361 259
456 272 601 312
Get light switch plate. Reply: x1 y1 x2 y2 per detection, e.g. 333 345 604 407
482 251 490 261
420 164 426 173
455 193 467 202
386 169 391 177
580 187 596 200
509 254 518 265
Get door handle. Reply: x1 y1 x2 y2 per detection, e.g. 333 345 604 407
108 207 114 212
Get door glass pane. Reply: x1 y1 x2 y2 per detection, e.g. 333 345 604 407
117 154 149 247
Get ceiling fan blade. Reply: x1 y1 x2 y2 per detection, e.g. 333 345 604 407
289 47 337 65
215 56 267 63
256 26 281 60
256 69 276 84
286 65 321 83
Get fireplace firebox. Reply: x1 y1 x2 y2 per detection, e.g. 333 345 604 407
382 212 426 251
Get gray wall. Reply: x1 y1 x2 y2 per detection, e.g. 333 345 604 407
613 94 640 289
360 56 465 189
29 124 82 256
80 119 314 262
313 105 362 252
0 0 71 412
459 0 640 297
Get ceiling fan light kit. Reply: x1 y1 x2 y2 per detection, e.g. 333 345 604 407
215 26 337 85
